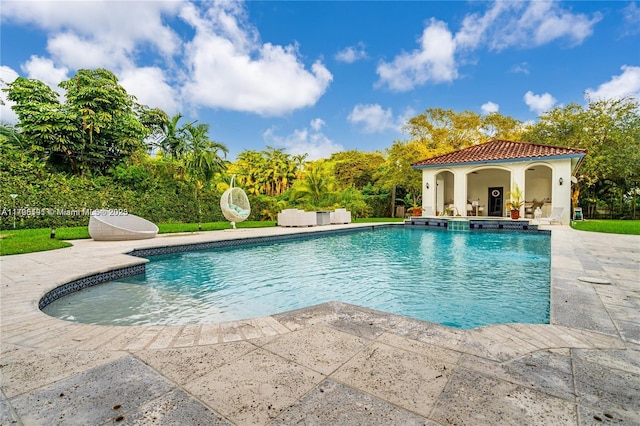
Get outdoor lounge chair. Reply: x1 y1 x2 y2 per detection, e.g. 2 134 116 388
88 210 158 240
538 207 564 225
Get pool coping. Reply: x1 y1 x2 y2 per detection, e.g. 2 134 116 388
1 223 639 424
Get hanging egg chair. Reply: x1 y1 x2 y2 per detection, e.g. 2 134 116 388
220 175 251 229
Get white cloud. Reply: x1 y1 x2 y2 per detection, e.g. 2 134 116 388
335 43 367 63
1 1 183 58
181 1 332 116
46 32 134 71
263 121 343 160
524 90 557 114
496 2 601 50
347 104 396 133
21 56 68 92
347 103 416 134
376 19 457 91
2 0 332 117
510 62 530 75
622 2 640 36
120 67 180 115
481 101 499 114
310 118 325 131
455 1 600 52
0 66 20 125
585 66 640 101
374 1 600 92
1 0 184 110
455 1 509 50
528 2 600 46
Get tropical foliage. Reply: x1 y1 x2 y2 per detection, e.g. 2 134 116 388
1 68 637 231
522 97 640 219
5 69 160 175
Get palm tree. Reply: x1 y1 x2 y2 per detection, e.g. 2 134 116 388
291 163 334 207
182 122 229 229
292 154 308 181
158 113 186 159
235 150 264 196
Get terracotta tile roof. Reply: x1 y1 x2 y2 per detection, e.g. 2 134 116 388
412 139 587 168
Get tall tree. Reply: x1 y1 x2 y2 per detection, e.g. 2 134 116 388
522 97 640 217
330 150 385 190
231 150 265 196
482 113 524 140
156 113 186 159
5 77 80 171
403 108 523 156
376 140 425 215
290 162 335 207
230 147 302 197
136 106 169 152
403 108 483 153
59 68 148 174
182 122 229 228
6 69 152 175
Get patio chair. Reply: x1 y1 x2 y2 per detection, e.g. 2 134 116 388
88 210 158 241
538 207 564 225
525 199 544 218
220 175 251 229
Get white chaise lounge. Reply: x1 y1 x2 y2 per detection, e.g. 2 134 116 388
277 209 317 227
330 208 351 224
538 207 564 225
88 210 159 240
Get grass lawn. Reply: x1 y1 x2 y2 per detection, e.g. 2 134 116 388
1 218 404 256
0 227 87 256
571 219 640 235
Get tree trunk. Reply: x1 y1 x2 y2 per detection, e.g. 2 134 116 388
391 185 396 218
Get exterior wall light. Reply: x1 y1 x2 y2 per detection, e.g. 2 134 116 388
559 177 563 185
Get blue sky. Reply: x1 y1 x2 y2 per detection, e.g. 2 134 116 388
1 1 639 160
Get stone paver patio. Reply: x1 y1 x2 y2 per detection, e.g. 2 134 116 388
1 224 639 425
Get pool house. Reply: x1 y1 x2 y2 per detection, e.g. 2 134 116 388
412 139 587 225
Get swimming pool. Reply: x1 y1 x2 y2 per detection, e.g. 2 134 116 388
43 227 551 329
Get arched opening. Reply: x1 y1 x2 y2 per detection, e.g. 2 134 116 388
524 165 553 218
466 168 510 216
435 171 454 215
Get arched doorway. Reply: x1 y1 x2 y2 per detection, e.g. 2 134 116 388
525 165 552 217
466 168 510 216
435 171 454 215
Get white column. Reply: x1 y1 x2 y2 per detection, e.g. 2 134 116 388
453 170 467 216
511 163 527 217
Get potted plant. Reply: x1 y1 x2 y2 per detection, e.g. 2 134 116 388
405 193 422 217
409 205 423 216
506 184 524 219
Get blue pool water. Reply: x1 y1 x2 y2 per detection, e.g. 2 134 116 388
43 227 551 329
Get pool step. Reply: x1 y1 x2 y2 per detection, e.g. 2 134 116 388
404 217 545 233
447 219 469 232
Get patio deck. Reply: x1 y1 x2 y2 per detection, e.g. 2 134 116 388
1 224 639 424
